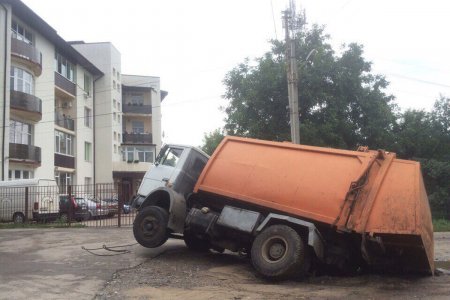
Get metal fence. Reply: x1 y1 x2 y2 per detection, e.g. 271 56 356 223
0 183 136 227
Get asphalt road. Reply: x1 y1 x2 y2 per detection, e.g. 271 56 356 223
0 228 156 300
0 229 449 299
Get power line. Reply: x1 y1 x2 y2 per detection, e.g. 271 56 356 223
270 0 278 40
384 73 450 89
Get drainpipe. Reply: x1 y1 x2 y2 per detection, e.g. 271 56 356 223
0 4 8 181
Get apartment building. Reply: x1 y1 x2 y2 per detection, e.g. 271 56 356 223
0 1 165 193
71 44 166 197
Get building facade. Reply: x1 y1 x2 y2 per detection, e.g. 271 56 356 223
72 43 166 197
0 1 165 193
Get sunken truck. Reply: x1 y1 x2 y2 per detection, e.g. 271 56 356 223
132 136 434 279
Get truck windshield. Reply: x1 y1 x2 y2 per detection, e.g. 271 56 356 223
155 145 168 165
161 147 183 167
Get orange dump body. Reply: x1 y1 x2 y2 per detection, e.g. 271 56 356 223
194 136 434 273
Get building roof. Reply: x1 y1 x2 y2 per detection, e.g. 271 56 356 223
3 0 103 76
121 74 168 102
121 74 159 89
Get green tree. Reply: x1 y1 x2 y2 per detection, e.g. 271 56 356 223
394 97 450 218
223 22 397 150
201 129 225 155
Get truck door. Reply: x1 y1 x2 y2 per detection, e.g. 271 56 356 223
137 146 185 196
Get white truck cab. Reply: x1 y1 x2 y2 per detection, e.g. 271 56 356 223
132 144 209 237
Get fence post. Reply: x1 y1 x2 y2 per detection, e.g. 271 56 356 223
25 187 29 223
117 182 122 228
68 185 72 226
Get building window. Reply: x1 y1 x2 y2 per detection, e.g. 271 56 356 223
113 99 116 108
114 144 117 153
11 20 33 45
55 131 74 156
84 107 92 127
118 133 121 142
114 132 117 141
10 66 33 94
117 72 120 80
118 114 121 124
55 52 75 82
84 73 92 96
9 120 31 145
55 171 72 190
117 102 121 110
131 121 144 134
8 169 34 180
85 177 92 186
84 142 92 161
113 67 116 76
113 112 116 121
113 80 116 89
122 146 154 163
117 85 121 92
130 93 144 105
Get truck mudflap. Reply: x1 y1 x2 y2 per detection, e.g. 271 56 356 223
256 213 325 261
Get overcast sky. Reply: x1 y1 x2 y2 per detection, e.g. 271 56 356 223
22 0 450 146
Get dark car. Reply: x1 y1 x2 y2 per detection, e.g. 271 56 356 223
59 195 90 222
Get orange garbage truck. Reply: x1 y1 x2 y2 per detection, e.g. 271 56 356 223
132 136 434 279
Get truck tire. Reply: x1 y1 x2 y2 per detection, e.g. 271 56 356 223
183 230 210 252
133 206 169 248
251 224 309 279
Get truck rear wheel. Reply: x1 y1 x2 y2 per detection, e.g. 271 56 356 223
251 224 309 279
183 230 210 252
133 206 169 248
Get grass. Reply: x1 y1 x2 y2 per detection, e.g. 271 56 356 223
0 222 85 229
433 219 450 232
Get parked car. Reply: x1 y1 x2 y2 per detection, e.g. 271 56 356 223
123 203 131 214
59 195 89 222
102 198 118 217
103 198 131 215
76 197 109 219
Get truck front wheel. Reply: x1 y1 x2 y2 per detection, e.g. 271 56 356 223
133 206 169 248
251 224 309 279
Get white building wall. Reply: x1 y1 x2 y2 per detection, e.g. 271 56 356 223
151 88 162 155
33 27 57 181
74 66 94 185
72 43 121 184
0 4 11 180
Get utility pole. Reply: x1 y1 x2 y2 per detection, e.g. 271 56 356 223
283 1 300 144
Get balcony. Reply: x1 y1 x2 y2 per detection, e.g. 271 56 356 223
54 153 75 169
123 104 152 114
10 90 42 122
9 143 41 164
55 72 76 97
122 133 153 144
55 112 75 131
10 38 42 76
